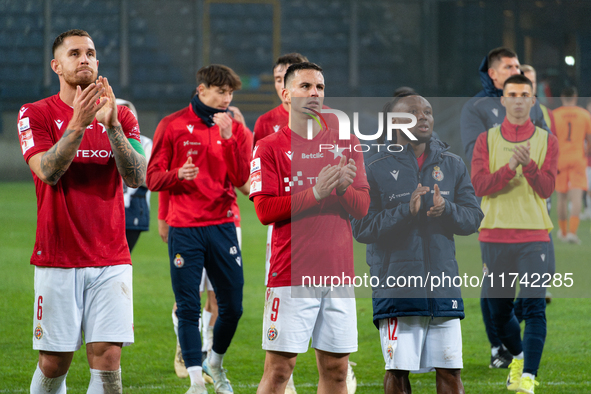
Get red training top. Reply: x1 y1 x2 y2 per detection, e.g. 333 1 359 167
147 105 251 227
19 94 140 267
253 104 289 147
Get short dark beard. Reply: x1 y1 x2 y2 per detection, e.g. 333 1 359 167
415 134 431 144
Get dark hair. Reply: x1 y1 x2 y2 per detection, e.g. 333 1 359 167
393 86 416 98
52 29 92 56
378 92 418 145
561 86 578 97
488 47 518 69
283 62 323 88
273 53 308 73
196 64 242 91
503 74 533 90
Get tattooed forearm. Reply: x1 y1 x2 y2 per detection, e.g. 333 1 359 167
40 128 84 185
107 125 147 188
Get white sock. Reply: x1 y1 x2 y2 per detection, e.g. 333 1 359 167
172 308 179 338
287 373 296 388
201 310 212 352
514 352 524 360
522 372 535 380
491 346 500 357
187 366 205 387
87 368 122 394
30 364 67 394
205 327 214 353
209 350 224 368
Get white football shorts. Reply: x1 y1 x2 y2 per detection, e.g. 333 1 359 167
262 286 357 354
264 225 273 286
33 265 134 352
379 316 463 372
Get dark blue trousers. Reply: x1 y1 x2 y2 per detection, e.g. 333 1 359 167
481 241 548 376
169 223 244 368
483 234 555 345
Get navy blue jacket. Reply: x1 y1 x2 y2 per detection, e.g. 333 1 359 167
351 138 483 328
460 57 549 163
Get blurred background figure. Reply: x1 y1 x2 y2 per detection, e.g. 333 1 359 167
117 98 154 253
553 87 591 244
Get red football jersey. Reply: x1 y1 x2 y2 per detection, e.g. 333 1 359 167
147 106 251 227
253 104 289 147
250 126 369 287
18 94 141 268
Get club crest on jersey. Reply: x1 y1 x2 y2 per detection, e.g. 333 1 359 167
432 166 444 182
174 254 185 268
267 325 278 341
387 344 393 359
273 125 280 132
34 324 43 340
187 125 194 133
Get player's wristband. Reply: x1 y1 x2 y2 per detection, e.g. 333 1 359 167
312 186 321 201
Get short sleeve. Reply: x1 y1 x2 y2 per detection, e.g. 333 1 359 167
18 104 54 163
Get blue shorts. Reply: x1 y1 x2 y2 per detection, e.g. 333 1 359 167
168 222 244 293
481 242 548 299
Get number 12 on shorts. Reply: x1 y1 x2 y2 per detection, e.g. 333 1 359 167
388 317 398 341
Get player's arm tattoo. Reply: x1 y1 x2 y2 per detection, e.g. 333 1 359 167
106 125 147 188
39 128 84 185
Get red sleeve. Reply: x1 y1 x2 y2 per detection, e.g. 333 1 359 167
522 133 558 198
253 189 319 225
20 104 53 163
118 106 140 142
158 190 170 221
222 120 252 187
470 132 517 197
338 186 370 219
146 115 182 191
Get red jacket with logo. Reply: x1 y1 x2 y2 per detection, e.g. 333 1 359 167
147 105 251 227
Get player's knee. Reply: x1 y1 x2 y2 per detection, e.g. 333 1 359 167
267 363 293 383
220 302 243 322
88 343 122 370
38 352 72 377
176 304 201 322
318 358 347 382
436 368 461 380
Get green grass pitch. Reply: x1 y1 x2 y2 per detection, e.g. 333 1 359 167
1 181 590 393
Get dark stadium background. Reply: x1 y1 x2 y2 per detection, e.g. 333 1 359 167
1 0 590 179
